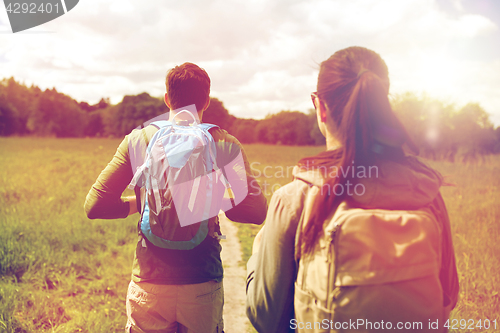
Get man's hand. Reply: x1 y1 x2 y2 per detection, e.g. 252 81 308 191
126 196 138 216
252 225 265 255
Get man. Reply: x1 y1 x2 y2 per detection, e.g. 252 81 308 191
84 62 267 332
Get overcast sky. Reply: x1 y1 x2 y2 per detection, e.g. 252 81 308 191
1 0 499 125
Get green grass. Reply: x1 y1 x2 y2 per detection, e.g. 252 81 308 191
0 138 137 332
425 158 500 327
0 138 499 332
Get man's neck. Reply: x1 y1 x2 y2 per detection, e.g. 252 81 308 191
168 110 203 124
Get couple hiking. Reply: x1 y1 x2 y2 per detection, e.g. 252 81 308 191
85 46 458 333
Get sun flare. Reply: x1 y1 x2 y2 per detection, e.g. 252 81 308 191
412 52 460 97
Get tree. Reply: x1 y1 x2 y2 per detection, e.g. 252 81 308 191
307 108 326 145
202 98 236 132
80 97 110 113
453 103 497 155
255 111 314 145
230 118 258 143
494 127 500 153
1 77 38 134
29 88 87 137
0 90 20 136
391 93 498 161
106 93 168 136
84 112 104 137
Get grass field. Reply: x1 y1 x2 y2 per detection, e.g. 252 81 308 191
0 137 499 332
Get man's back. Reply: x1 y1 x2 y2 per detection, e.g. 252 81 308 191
85 124 267 285
84 62 267 332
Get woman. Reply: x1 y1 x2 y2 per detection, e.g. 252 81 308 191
246 46 459 332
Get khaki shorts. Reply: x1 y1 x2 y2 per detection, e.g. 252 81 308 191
126 279 224 333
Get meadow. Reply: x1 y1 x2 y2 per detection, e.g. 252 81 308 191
0 137 499 332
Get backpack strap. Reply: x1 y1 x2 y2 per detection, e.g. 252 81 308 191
130 125 162 214
151 121 217 131
133 121 223 250
198 123 219 131
150 120 171 129
294 183 319 266
199 123 237 208
293 181 341 280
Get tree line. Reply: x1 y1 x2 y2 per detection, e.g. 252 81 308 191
1 77 499 161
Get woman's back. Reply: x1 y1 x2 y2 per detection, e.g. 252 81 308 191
245 46 458 333
293 153 453 332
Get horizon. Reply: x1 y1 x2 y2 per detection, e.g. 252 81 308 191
4 76 500 130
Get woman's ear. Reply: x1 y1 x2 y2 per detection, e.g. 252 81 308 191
316 100 327 138
318 99 327 123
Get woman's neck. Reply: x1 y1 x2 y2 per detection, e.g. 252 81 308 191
325 132 341 151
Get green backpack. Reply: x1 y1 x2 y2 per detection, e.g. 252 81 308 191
294 190 445 333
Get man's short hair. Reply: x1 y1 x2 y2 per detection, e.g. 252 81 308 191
166 63 211 112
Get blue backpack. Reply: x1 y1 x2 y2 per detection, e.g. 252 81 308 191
129 110 234 250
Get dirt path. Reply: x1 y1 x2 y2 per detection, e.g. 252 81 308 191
218 212 252 333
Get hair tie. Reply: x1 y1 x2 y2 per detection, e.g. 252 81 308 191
357 69 370 78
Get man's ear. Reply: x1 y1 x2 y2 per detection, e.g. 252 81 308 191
164 93 172 109
202 97 210 111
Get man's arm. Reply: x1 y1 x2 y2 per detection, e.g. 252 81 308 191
224 177 267 224
125 196 138 216
84 136 135 219
214 131 267 224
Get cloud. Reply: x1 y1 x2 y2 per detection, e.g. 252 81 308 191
0 0 498 125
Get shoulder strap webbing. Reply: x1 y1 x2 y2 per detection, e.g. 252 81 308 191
151 120 171 129
198 123 219 131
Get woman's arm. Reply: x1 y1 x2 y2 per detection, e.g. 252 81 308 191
246 183 305 332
